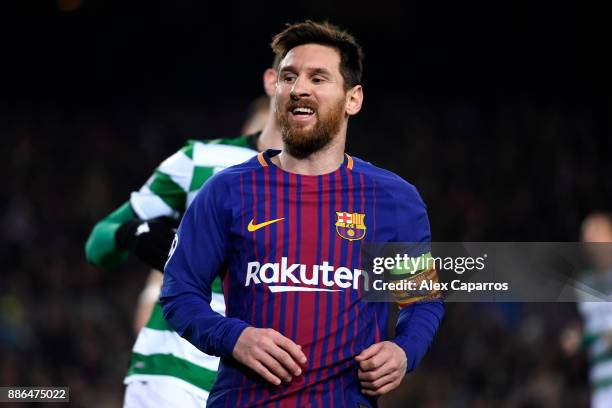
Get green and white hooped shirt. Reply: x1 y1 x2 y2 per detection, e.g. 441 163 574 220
124 136 257 398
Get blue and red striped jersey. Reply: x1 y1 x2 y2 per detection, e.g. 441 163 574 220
161 149 444 407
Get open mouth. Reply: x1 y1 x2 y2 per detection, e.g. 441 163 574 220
289 106 316 121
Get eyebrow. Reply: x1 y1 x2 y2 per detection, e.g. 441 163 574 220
280 65 332 77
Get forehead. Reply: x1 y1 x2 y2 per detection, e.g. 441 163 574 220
280 44 341 74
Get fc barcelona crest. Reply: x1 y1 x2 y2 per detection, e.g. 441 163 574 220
335 211 367 241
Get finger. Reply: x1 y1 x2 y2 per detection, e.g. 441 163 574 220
358 352 387 372
267 343 303 376
376 381 400 395
273 333 307 365
251 360 282 386
355 342 384 362
257 350 293 383
362 381 400 396
357 361 395 381
360 372 396 390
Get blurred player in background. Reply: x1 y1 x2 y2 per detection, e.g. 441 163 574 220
562 212 612 408
132 96 271 335
242 95 273 135
85 66 283 406
161 20 444 407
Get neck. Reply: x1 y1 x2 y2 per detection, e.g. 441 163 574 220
273 126 347 176
256 112 283 152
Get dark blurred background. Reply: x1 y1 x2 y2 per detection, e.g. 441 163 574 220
1 0 610 406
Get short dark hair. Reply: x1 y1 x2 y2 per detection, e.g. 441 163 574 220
271 20 363 90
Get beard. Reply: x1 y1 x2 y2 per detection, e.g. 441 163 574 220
276 96 345 159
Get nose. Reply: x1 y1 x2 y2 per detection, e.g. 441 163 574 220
290 75 311 100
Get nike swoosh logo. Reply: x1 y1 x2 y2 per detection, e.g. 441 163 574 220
247 217 285 232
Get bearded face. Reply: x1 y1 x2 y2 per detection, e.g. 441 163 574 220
276 92 346 159
274 44 354 159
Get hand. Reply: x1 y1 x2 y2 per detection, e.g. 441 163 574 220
115 216 179 271
355 341 407 396
233 327 307 386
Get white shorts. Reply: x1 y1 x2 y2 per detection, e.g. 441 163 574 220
123 379 208 408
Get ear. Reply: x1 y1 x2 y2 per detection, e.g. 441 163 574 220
263 68 277 97
345 85 363 116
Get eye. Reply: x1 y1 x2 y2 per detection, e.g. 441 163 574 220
311 76 325 84
282 73 296 84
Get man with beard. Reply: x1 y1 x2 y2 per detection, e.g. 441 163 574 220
160 20 444 407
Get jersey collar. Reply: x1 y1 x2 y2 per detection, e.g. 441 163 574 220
257 149 354 172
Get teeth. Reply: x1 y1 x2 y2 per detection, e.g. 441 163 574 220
292 107 314 114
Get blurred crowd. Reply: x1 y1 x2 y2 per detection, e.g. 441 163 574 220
1 96 609 407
